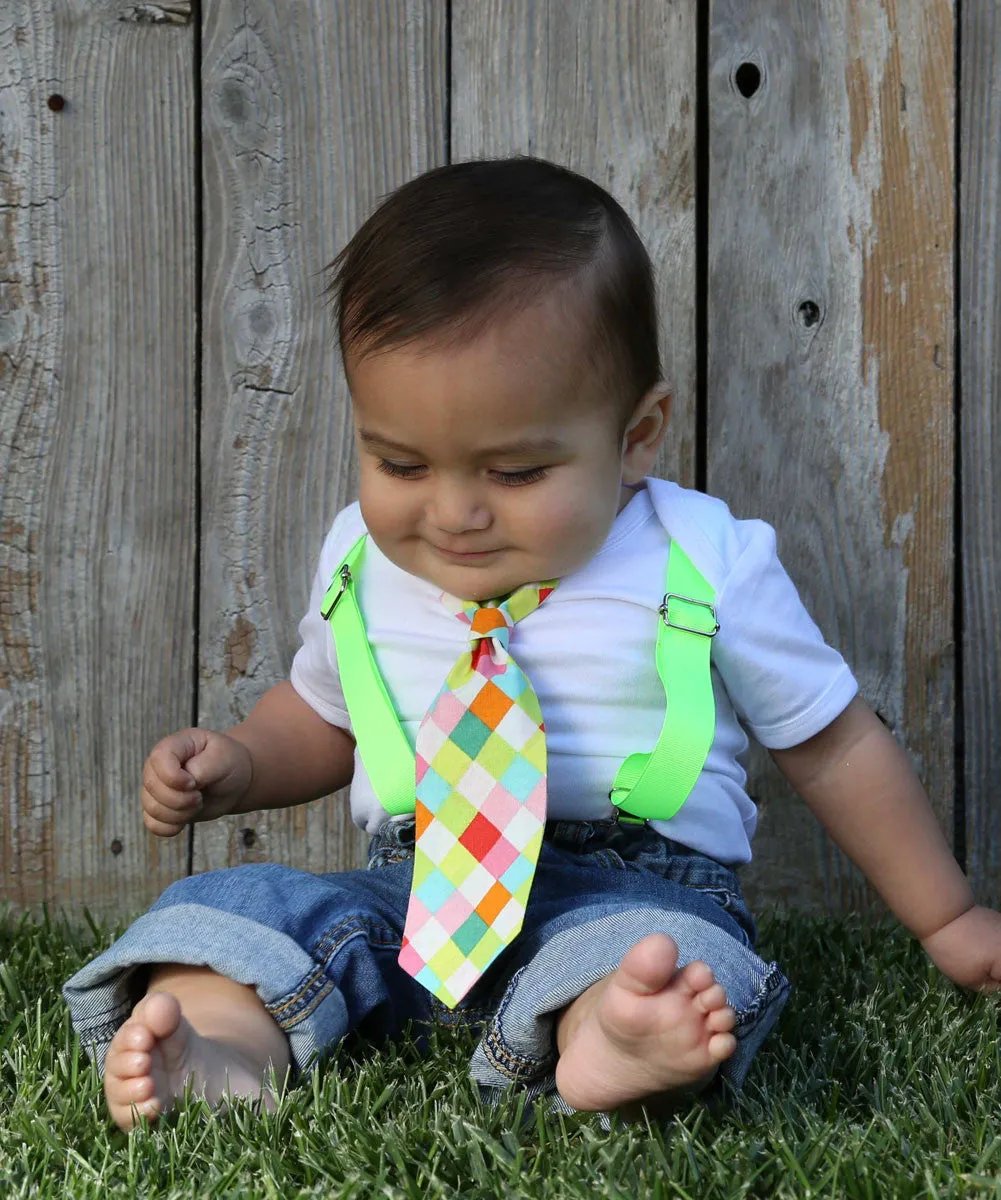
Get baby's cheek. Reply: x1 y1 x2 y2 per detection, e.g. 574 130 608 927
532 492 610 571
360 479 413 541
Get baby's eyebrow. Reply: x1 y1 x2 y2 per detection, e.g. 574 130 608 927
358 431 566 457
358 431 420 455
481 437 567 457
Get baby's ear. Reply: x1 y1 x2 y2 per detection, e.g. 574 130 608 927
621 384 672 483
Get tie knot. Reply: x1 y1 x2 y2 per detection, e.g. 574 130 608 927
439 580 559 654
469 605 512 648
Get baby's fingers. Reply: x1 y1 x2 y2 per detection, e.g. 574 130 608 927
148 734 204 794
140 777 199 825
141 767 201 836
141 805 192 838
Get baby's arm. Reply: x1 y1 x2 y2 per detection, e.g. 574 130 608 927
770 695 1001 991
224 680 356 814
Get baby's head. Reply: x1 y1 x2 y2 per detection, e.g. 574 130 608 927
326 157 671 601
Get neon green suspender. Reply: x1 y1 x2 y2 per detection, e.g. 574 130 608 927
320 535 719 825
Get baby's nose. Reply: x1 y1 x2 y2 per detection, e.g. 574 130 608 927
428 483 491 532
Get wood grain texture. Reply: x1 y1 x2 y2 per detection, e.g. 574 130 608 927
0 1 195 914
961 5 1001 905
451 0 697 486
193 0 447 877
708 0 956 913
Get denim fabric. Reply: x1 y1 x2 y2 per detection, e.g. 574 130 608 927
63 816 789 1119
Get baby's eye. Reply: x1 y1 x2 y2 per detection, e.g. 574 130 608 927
376 459 426 480
491 467 549 486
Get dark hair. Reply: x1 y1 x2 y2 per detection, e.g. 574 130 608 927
325 157 661 412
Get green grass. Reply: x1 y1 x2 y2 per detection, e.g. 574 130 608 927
1 909 1000 1199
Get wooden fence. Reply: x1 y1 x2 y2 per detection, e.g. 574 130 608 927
2 1 998 920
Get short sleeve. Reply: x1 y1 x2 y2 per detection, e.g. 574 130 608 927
288 506 364 731
711 520 858 749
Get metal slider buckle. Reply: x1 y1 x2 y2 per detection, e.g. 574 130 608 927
321 564 352 620
659 592 720 637
605 798 647 826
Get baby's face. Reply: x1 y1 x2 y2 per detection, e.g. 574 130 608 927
347 297 633 601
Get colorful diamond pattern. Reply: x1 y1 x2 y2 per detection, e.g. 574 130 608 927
458 811 503 859
450 710 493 758
399 579 558 1009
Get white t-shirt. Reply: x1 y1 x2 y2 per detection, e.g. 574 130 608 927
290 479 858 865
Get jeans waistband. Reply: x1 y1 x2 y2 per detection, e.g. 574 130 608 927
371 812 707 860
368 813 752 944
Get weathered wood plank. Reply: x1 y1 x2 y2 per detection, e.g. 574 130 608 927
451 0 698 487
0 1 195 915
961 5 1001 906
193 0 447 876
709 0 956 913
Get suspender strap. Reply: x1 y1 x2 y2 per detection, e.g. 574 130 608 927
321 535 718 824
320 535 415 815
609 540 718 824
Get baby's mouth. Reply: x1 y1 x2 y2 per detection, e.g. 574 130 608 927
431 544 501 561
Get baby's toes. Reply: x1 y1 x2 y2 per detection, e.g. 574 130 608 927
677 959 715 996
110 1019 154 1056
117 1073 156 1106
110 1050 152 1080
104 1035 150 1089
707 1030 738 1062
693 981 729 1014
104 1059 161 1128
706 1004 736 1034
131 991 183 1041
617 934 680 996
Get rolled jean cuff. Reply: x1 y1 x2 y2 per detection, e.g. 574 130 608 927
61 904 350 1079
468 907 790 1125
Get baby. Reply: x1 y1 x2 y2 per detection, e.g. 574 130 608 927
64 157 1001 1133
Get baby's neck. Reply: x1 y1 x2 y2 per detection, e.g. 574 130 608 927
618 479 645 513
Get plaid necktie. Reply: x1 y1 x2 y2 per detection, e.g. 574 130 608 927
398 581 557 1007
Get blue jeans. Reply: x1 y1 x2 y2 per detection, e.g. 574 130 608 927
63 817 789 1118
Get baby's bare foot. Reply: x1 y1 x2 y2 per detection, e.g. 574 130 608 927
103 991 279 1130
554 932 737 1114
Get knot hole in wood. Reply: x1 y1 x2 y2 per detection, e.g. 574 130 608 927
798 300 822 328
733 62 762 99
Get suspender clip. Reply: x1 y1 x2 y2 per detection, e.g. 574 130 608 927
659 593 719 638
321 564 353 621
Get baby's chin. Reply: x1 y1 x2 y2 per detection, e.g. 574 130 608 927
414 548 559 602
423 564 536 604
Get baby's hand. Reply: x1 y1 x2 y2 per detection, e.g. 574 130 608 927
141 728 253 837
920 905 1001 992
